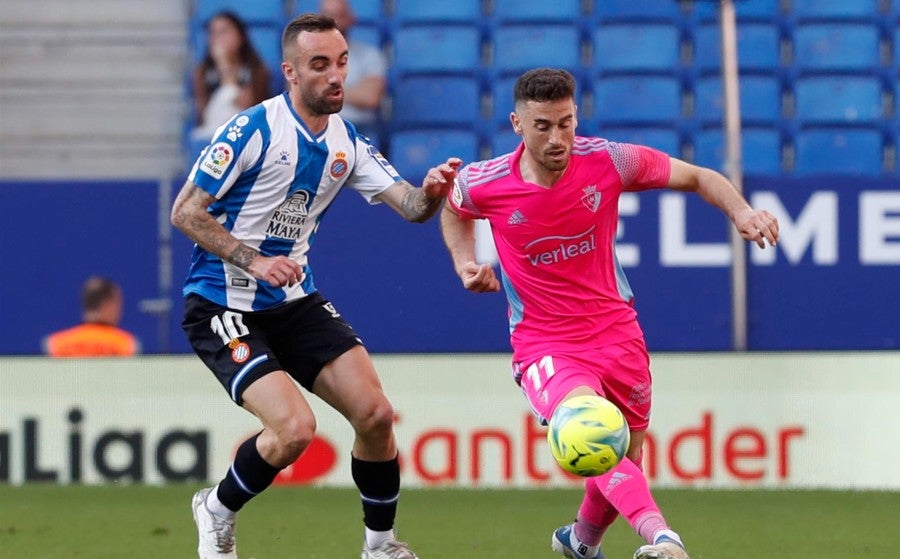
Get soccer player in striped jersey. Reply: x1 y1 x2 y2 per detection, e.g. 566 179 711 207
441 68 779 559
172 14 458 559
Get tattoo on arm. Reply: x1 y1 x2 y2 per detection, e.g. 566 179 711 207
226 244 258 270
173 184 258 271
401 184 444 223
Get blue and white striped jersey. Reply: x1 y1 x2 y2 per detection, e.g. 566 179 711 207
184 92 401 311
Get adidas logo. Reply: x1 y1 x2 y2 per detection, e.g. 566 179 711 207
605 471 632 493
508 209 527 225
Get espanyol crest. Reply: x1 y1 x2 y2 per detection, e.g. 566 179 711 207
581 185 601 212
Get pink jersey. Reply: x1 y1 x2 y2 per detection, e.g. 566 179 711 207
449 137 671 364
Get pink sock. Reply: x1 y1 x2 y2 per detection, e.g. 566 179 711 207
592 457 670 544
574 477 619 546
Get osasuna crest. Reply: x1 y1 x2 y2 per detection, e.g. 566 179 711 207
581 185 601 212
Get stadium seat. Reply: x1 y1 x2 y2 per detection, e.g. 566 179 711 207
491 0 582 23
794 76 883 124
593 24 682 74
693 128 783 175
601 127 682 155
391 76 482 128
349 24 381 47
793 127 884 175
692 23 782 74
194 0 287 26
392 0 481 24
489 128 522 156
792 23 881 72
247 26 284 75
392 25 482 75
693 0 783 22
346 0 383 23
390 129 481 184
593 75 683 125
490 76 587 125
694 75 782 124
490 25 583 75
592 0 682 23
789 0 881 21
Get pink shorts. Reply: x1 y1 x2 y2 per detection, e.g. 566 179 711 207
513 338 652 432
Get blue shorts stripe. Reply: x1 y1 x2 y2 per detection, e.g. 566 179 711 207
230 354 270 402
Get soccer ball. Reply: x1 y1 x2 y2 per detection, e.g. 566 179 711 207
547 395 631 477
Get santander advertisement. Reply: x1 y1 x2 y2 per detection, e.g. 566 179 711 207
2 353 898 489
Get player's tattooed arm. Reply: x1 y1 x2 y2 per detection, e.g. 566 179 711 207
171 182 259 271
375 158 460 223
401 181 445 223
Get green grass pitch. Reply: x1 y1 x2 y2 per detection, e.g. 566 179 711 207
0 486 894 558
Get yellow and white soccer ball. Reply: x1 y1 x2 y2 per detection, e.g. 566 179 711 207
547 395 631 477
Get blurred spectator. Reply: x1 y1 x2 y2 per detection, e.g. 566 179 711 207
191 11 271 141
43 276 141 357
318 0 387 140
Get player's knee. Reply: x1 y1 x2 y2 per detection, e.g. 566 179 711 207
353 399 394 439
276 416 317 461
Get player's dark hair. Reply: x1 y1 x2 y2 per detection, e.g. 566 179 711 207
81 276 117 312
282 13 339 56
514 68 576 104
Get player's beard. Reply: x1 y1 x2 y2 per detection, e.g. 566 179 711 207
303 86 343 116
540 146 570 172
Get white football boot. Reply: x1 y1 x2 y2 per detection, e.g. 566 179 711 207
191 487 237 559
361 539 419 559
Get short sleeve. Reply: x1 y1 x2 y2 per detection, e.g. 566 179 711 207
607 142 671 191
344 134 402 203
447 165 484 220
188 109 266 199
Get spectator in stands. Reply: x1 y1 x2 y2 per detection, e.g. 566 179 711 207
43 276 140 357
191 11 271 141
318 0 387 141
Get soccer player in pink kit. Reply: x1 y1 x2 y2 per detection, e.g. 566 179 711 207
441 68 779 559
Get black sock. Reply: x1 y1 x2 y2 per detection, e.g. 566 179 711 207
216 433 281 512
351 454 401 531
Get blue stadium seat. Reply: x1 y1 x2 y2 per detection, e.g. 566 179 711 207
593 76 683 125
593 0 682 22
392 25 481 75
291 0 384 21
194 0 287 26
349 24 381 47
693 23 782 74
390 129 481 184
490 76 587 124
694 128 783 175
793 127 884 175
789 0 881 21
593 24 682 74
491 25 583 75
392 0 481 24
391 76 482 128
347 0 384 23
792 23 881 72
694 0 784 22
248 26 284 73
694 75 782 124
794 76 883 124
489 128 522 156
895 28 900 72
601 127 682 155
491 0 582 23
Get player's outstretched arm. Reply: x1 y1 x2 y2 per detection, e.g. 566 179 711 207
440 204 500 293
375 157 462 223
666 157 779 249
170 181 302 287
